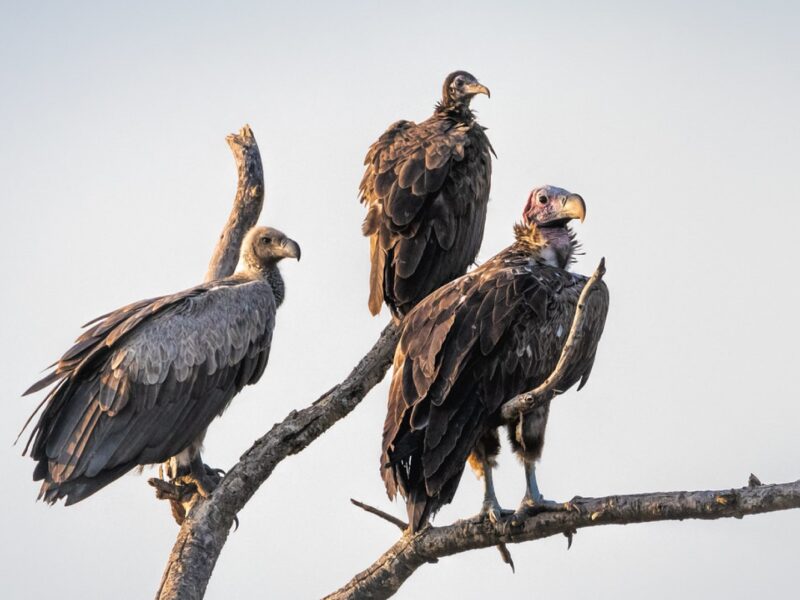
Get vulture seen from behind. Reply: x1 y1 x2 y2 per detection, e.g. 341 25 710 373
381 186 609 532
20 226 300 507
360 70 494 319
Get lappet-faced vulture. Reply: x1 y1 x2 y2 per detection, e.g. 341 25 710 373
360 70 494 319
381 186 609 531
19 226 300 506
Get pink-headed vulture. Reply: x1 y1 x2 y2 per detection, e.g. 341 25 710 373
381 186 609 532
360 70 494 319
20 226 300 506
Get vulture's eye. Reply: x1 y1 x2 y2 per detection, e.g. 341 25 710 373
538 195 548 205
261 237 272 245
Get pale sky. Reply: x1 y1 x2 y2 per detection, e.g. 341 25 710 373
2 2 799 599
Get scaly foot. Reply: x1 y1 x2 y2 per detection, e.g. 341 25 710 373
479 499 514 524
149 464 227 525
174 464 224 498
509 497 573 526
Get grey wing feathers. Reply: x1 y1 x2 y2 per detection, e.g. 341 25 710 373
23 278 276 504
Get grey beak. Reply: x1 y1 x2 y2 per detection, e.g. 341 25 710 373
281 238 301 261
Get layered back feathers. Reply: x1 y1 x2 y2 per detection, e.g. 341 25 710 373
381 228 609 530
360 106 494 317
21 274 278 505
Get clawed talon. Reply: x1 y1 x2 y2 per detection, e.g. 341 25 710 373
479 500 513 524
175 464 223 498
509 498 572 526
150 460 226 525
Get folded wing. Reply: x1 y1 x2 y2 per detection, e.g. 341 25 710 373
22 278 276 504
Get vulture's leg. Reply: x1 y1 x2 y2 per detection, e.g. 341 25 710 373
507 400 565 522
164 433 224 497
520 459 548 506
150 436 226 525
468 429 511 523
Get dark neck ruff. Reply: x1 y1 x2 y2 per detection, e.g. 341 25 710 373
266 266 285 307
243 255 286 307
435 101 475 123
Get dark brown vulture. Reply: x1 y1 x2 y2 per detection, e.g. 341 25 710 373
360 70 494 319
19 226 300 506
381 186 609 532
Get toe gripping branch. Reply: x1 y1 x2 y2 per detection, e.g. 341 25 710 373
148 464 235 528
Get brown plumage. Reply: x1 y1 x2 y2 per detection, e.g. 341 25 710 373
360 70 494 318
19 226 300 505
380 186 608 531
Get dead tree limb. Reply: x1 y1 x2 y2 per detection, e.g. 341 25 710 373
327 478 800 600
351 499 409 532
501 257 606 421
155 126 401 600
205 125 265 282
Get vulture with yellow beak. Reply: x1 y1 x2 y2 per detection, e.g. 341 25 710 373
381 186 609 531
360 70 494 318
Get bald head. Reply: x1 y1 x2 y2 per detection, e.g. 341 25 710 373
523 185 586 228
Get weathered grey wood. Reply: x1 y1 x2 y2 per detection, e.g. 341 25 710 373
155 125 401 600
205 124 265 282
156 322 400 600
153 129 800 600
328 478 800 600
156 123 265 599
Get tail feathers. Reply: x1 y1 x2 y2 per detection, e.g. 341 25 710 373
407 486 437 533
36 459 132 506
395 441 441 532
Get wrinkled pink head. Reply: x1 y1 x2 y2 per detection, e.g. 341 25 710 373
523 185 586 227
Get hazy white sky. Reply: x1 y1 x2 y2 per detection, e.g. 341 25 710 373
2 1 799 598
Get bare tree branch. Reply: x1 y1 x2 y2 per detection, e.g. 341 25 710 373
153 131 794 600
155 126 401 600
501 257 606 421
327 478 800 600
351 499 409 532
205 125 265 282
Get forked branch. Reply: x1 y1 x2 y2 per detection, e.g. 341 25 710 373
328 478 800 600
205 125 265 282
155 126 400 600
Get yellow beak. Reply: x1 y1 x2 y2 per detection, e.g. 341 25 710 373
561 194 586 223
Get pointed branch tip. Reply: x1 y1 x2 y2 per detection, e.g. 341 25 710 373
350 498 408 531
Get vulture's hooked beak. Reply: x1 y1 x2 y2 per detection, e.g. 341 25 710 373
281 238 302 261
560 194 586 223
465 82 490 98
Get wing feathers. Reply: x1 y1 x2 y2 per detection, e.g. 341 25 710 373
360 112 492 316
24 277 278 504
382 246 609 527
